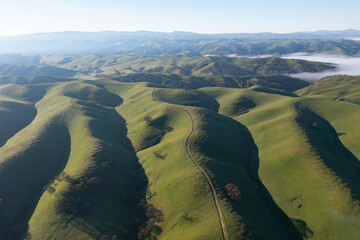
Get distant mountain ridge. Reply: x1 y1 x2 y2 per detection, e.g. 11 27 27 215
1 30 360 56
2 29 360 40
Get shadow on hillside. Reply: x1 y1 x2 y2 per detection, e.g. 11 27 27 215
50 99 150 239
291 218 314 239
0 101 37 149
189 108 303 239
0 124 71 240
295 106 360 199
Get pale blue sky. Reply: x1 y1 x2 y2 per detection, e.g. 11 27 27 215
1 0 359 36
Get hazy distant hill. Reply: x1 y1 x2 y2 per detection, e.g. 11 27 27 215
0 54 334 80
41 55 334 77
0 64 75 78
0 30 360 56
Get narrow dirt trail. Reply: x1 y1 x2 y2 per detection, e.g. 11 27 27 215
152 89 228 240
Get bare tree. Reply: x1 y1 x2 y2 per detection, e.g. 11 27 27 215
181 210 192 222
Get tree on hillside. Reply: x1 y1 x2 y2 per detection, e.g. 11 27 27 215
311 122 319 129
225 183 241 202
153 151 167 160
143 116 152 123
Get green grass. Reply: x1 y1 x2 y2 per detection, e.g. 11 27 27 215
296 75 360 104
99 80 301 239
231 90 360 239
40 55 333 79
0 81 147 239
100 80 223 239
0 74 359 239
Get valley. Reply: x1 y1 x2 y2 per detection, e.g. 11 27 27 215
0 70 359 239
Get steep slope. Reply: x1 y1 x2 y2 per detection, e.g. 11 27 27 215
26 82 146 240
0 70 359 240
296 75 360 104
0 84 46 147
207 87 360 239
97 79 302 239
296 75 360 159
0 81 147 240
0 84 73 239
296 97 360 160
97 80 224 239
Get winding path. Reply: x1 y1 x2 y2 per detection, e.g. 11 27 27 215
152 89 228 240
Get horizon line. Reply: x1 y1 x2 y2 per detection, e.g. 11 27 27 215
1 28 360 38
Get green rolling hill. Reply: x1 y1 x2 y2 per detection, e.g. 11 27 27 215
0 61 359 240
1 34 360 56
39 55 334 79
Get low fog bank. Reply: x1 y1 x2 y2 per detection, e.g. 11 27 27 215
281 53 360 81
223 53 360 81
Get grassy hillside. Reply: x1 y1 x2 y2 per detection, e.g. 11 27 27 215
0 64 75 78
0 84 46 147
0 76 73 85
296 75 360 104
0 81 147 240
200 84 360 239
96 80 302 239
0 69 359 240
106 73 308 93
40 55 333 78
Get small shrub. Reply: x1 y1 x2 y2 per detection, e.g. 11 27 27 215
87 176 102 186
311 122 319 129
145 205 163 222
153 151 167 160
181 210 192 222
46 186 56 194
143 116 152 123
101 160 113 168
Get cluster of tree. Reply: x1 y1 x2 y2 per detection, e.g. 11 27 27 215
99 235 121 240
225 183 241 202
55 176 103 215
100 159 113 168
137 199 163 240
143 116 152 123
43 172 73 195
